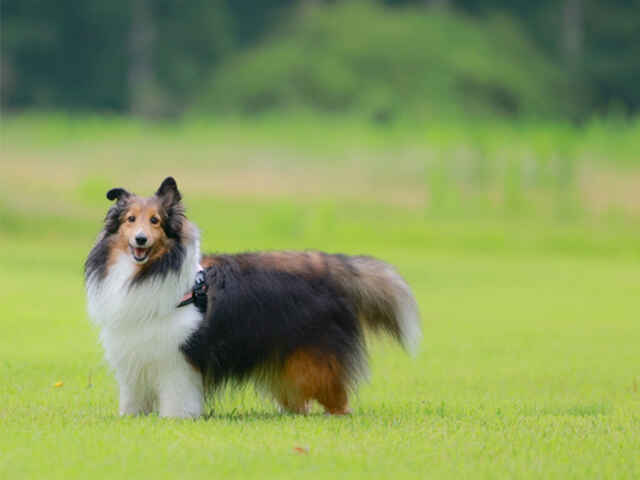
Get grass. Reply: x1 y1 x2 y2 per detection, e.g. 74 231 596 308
1 115 640 478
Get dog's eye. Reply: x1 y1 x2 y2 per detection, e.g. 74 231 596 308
150 216 159 225
127 215 136 223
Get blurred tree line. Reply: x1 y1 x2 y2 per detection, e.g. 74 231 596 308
2 0 639 119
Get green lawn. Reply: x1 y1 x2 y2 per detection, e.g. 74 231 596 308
1 117 640 478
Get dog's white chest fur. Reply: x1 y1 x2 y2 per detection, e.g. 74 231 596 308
86 240 204 418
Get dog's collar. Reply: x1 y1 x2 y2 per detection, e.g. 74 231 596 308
177 265 207 312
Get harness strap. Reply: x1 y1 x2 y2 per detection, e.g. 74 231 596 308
177 265 208 312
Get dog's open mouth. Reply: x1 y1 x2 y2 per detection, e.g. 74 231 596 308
130 246 150 264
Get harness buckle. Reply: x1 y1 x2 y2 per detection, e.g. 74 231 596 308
192 270 208 313
177 269 208 313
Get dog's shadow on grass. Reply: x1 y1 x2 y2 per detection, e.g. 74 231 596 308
202 409 350 422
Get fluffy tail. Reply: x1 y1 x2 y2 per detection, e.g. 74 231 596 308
331 254 422 353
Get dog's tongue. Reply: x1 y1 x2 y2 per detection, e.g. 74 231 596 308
134 247 147 258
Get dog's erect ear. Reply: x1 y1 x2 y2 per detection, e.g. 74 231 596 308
155 177 184 238
156 177 182 205
106 188 130 202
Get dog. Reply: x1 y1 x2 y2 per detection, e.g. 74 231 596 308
85 177 421 418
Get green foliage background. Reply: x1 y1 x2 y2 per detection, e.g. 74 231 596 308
3 0 640 119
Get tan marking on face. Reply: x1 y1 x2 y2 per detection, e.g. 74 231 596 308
107 228 131 269
109 196 170 267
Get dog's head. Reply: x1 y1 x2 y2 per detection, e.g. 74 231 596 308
104 177 185 265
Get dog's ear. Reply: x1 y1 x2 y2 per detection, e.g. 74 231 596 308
106 188 130 202
156 177 182 205
156 177 184 238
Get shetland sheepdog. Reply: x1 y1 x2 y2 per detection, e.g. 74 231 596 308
85 177 421 418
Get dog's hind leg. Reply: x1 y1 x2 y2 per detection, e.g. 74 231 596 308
315 379 351 416
272 383 310 415
279 349 351 415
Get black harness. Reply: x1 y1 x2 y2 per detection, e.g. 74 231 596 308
177 269 208 313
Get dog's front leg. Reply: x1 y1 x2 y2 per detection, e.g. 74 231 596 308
118 376 153 416
156 357 204 419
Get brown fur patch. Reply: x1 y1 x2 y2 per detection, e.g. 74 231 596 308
200 255 219 269
274 349 350 415
250 251 332 277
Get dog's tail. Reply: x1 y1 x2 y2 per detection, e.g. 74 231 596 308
330 254 422 353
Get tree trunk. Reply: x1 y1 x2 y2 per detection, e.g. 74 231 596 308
424 0 451 7
563 0 584 69
129 0 156 117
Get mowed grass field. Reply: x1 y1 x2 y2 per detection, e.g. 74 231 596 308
1 116 640 478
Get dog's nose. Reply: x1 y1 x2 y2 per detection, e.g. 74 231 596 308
135 235 147 246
